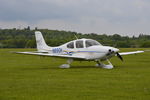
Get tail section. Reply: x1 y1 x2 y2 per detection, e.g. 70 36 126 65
35 31 51 52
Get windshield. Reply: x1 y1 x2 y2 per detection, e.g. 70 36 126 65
86 40 101 47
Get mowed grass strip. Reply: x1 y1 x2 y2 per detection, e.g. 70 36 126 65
0 48 150 100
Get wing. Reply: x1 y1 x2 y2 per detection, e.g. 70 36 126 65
119 51 144 56
16 51 86 60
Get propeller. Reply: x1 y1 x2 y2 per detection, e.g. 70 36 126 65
106 49 123 61
116 52 123 61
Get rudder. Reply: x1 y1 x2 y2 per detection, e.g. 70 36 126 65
35 31 51 52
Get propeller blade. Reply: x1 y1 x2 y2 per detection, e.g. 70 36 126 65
116 52 123 61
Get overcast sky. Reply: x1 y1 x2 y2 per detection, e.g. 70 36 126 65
0 0 150 36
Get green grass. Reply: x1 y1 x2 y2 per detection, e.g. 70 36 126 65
0 48 150 100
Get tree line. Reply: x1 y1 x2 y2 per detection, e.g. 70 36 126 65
0 28 150 48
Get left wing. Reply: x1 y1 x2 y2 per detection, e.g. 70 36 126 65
119 51 144 56
16 51 87 60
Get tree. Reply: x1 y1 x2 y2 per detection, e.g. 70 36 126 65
0 28 150 48
140 41 150 48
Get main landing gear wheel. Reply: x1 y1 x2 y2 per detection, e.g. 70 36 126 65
59 64 70 68
59 59 73 68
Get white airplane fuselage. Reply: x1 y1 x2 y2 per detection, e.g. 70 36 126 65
42 38 119 61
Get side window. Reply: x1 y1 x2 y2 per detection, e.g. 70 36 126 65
86 40 93 47
76 40 84 48
67 42 74 49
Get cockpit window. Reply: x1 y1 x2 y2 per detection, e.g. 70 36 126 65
86 40 101 47
76 40 84 48
67 42 74 49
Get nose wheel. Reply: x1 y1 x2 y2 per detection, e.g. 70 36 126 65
95 59 114 69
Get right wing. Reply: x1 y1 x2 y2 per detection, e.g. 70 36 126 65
119 51 144 56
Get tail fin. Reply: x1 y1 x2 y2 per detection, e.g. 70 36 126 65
35 31 51 52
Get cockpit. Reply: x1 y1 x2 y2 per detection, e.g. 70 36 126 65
67 39 102 49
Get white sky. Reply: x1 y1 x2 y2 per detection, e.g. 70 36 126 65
0 0 150 36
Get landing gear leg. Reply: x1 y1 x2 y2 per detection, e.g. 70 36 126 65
95 60 114 69
59 59 73 68
106 59 113 67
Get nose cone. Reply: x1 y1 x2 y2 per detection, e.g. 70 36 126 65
112 48 119 52
103 46 119 53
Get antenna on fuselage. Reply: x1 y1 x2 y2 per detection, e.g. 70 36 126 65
74 34 78 40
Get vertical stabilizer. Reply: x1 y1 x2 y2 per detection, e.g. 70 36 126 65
35 31 51 52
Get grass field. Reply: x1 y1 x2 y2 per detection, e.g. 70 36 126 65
0 48 150 100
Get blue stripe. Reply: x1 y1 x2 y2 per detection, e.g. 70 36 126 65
63 50 106 56
77 51 104 53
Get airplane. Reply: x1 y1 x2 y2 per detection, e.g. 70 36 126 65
16 31 144 69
